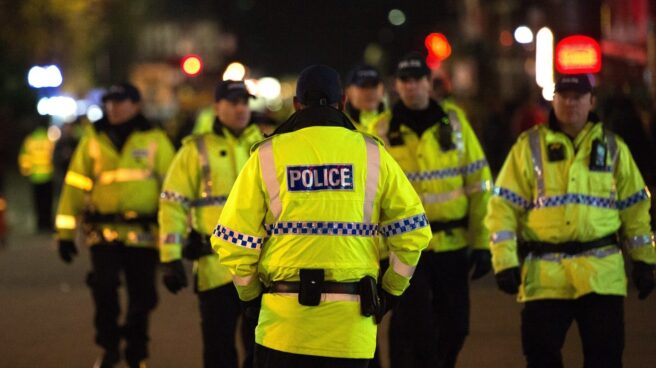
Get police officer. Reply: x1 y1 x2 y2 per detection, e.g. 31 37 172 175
344 64 390 137
211 64 432 367
55 82 175 368
384 53 493 368
486 74 656 368
19 117 55 232
159 80 263 368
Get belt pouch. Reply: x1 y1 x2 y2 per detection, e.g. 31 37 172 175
359 276 379 317
298 269 324 306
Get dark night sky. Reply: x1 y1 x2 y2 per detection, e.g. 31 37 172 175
155 0 460 76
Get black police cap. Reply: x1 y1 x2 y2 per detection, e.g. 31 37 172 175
296 64 343 106
346 64 382 87
215 80 255 102
396 52 431 79
102 82 141 103
554 74 593 94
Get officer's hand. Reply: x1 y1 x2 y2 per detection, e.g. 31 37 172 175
375 288 400 324
162 260 188 294
469 249 492 280
495 267 520 295
58 240 78 264
182 230 204 260
632 261 655 300
241 294 262 324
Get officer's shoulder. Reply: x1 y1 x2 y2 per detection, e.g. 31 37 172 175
358 131 385 146
181 132 214 147
516 124 546 142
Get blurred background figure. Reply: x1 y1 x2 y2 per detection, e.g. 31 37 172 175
18 116 55 232
344 64 390 137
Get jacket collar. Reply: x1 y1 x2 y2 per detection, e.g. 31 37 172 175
94 113 152 133
269 106 356 136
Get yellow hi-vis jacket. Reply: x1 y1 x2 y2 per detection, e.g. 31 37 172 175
486 120 656 302
383 100 492 252
211 107 431 359
19 126 54 184
345 103 391 138
159 123 264 292
55 117 175 247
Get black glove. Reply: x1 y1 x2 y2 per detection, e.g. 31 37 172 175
58 240 78 263
632 261 655 300
162 260 188 294
375 288 400 324
241 294 262 327
495 267 520 295
182 230 206 260
469 249 492 280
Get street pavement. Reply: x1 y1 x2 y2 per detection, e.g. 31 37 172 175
1 170 654 367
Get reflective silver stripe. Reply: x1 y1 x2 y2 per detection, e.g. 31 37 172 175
389 251 416 277
524 246 620 262
491 231 516 244
624 234 655 249
528 128 545 199
195 136 213 198
447 110 464 156
466 180 493 194
607 131 618 198
363 137 380 223
259 140 282 220
163 233 183 244
160 191 191 206
233 274 255 286
273 292 360 302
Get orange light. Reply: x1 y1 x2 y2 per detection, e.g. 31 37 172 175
424 33 451 69
555 35 601 74
181 54 203 76
499 30 513 47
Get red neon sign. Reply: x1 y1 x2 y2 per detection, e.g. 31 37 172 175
556 35 601 74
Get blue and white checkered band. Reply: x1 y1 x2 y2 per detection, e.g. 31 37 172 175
530 193 617 209
213 224 263 250
190 196 227 207
265 221 378 236
493 187 531 210
287 164 354 192
380 214 429 237
617 189 650 210
406 159 488 182
160 191 190 207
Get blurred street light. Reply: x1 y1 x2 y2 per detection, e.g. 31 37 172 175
27 65 63 88
223 62 246 81
388 9 406 26
257 77 282 100
514 26 534 44
181 54 203 77
535 27 554 88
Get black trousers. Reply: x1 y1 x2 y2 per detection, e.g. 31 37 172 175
88 244 158 364
198 283 255 368
522 294 624 368
390 248 470 368
32 180 52 231
254 344 370 368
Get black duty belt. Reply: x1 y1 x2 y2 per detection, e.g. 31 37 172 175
430 217 468 233
268 281 360 295
84 212 157 226
522 234 618 256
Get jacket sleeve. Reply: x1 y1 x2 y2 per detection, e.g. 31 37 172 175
159 142 199 262
485 136 534 273
458 115 493 250
55 136 94 241
378 147 432 296
211 151 268 301
614 140 656 264
155 132 176 182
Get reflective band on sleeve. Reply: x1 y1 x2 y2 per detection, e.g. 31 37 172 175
55 214 77 230
406 160 488 182
491 230 516 244
380 214 429 237
466 180 493 194
624 234 655 249
195 136 213 198
259 140 282 220
232 274 255 286
265 221 378 236
531 193 616 209
421 180 492 204
461 159 489 175
163 233 183 244
447 110 465 155
190 196 227 207
98 169 154 185
528 129 545 199
363 137 380 224
213 224 264 250
617 188 650 210
160 191 190 206
493 186 531 210
525 246 620 262
64 171 94 191
388 251 416 278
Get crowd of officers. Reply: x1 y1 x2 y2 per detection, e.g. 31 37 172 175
46 52 656 368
